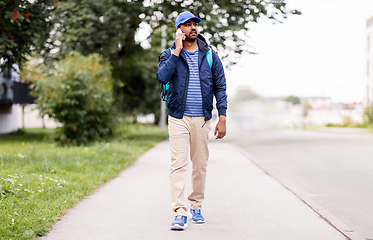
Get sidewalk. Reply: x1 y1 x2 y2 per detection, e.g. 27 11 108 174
41 139 347 240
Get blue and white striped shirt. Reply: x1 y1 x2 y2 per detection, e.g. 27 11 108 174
183 49 204 117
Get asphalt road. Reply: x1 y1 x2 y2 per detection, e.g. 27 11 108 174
226 127 373 239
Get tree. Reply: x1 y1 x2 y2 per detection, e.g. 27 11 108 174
0 0 57 71
44 0 300 64
40 0 157 112
40 0 144 67
149 0 301 65
115 40 162 119
284 95 300 104
232 86 260 102
37 0 300 115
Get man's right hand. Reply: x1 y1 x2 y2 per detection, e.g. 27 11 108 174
173 29 185 57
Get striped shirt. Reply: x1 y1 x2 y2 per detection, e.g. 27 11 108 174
183 49 204 117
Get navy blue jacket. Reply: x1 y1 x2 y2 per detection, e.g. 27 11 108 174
156 34 227 121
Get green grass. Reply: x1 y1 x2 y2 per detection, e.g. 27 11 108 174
0 125 168 239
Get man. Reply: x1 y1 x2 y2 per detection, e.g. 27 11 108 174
156 11 227 230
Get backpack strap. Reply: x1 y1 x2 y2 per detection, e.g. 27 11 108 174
161 48 173 101
206 47 213 68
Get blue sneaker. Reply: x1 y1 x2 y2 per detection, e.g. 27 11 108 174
170 215 188 230
190 209 205 223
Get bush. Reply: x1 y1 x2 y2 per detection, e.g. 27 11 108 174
33 52 114 146
284 95 301 105
364 103 373 127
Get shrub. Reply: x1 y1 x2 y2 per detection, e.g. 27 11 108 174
284 95 301 105
364 103 373 127
341 116 353 127
33 52 114 146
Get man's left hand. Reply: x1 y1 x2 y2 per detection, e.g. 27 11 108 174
214 115 226 139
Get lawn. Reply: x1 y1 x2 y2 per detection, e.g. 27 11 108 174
0 125 168 239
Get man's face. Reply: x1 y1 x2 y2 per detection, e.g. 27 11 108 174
179 20 198 41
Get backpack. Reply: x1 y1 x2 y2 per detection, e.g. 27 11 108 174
161 47 213 101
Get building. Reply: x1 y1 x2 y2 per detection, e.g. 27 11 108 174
366 17 373 104
0 65 19 134
0 64 56 134
302 97 332 110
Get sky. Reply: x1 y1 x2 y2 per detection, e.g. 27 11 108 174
225 0 373 103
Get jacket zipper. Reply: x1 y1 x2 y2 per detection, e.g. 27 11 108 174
199 51 208 123
180 48 209 123
180 53 189 119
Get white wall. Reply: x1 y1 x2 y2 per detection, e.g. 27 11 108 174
0 105 18 134
16 104 60 129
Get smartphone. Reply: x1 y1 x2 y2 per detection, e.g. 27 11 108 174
176 29 182 34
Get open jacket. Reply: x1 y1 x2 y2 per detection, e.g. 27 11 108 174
156 34 227 121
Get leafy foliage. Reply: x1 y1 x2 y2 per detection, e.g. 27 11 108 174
284 95 300 104
232 86 260 102
325 116 369 129
364 103 373 127
149 0 301 64
40 0 160 115
42 0 301 65
5 0 300 120
0 0 57 71
37 0 300 115
32 52 114 146
302 100 310 117
114 42 161 119
41 0 144 67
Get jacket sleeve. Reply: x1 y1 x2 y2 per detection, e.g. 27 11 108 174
156 50 179 84
211 50 227 116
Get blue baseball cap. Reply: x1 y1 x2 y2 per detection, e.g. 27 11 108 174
175 11 201 29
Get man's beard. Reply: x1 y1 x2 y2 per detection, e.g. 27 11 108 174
186 31 198 41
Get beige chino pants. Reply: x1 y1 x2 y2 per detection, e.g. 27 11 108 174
168 115 211 216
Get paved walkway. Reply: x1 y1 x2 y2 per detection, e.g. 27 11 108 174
42 139 348 240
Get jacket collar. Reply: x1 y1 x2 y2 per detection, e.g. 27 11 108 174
196 34 209 54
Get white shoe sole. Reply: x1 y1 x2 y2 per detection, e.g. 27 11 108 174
191 220 205 224
170 223 188 230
